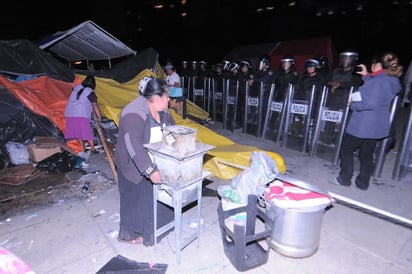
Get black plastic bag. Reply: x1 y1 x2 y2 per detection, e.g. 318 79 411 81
96 255 168 274
36 151 78 173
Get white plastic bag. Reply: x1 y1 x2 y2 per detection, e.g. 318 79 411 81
6 141 30 165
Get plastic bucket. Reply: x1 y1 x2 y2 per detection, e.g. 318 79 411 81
264 199 327 258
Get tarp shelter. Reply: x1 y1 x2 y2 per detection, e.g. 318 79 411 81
0 39 74 82
224 37 337 74
36 20 136 68
0 41 286 180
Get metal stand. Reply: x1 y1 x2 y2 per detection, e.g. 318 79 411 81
153 171 210 264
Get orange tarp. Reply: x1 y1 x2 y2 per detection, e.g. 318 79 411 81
0 75 72 132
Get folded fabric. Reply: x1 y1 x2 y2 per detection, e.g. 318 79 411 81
264 180 333 209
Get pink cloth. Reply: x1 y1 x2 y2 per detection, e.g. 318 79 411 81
264 180 333 209
64 117 94 141
0 246 34 274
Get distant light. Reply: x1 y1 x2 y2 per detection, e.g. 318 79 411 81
181 0 186 4
288 1 296 6
256 8 264 13
356 4 363 11
181 12 187 17
75 61 82 65
316 10 322 16
154 5 163 9
327 9 334 15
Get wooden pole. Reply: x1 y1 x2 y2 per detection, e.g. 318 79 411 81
93 113 118 184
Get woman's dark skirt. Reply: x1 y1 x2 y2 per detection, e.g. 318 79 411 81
118 171 174 246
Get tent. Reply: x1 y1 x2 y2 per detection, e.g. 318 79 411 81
36 20 136 68
224 37 337 74
0 34 286 180
0 39 75 82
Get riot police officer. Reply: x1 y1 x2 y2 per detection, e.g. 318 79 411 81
255 55 276 85
188 60 199 77
295 58 328 100
197 60 210 80
212 63 224 80
274 55 299 101
328 50 363 109
321 50 363 145
238 60 254 84
222 59 232 79
229 61 240 80
179 60 190 77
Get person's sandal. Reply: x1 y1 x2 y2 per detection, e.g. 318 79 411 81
117 236 143 244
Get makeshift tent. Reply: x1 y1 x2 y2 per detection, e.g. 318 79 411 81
87 47 164 84
0 39 74 82
0 40 286 180
36 20 136 68
224 37 337 74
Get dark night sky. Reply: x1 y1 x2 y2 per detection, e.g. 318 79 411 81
1 1 411 66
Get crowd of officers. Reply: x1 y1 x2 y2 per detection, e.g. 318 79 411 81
176 51 362 104
166 51 366 149
174 51 363 114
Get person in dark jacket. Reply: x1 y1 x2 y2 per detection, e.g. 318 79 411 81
321 50 364 145
331 51 403 190
115 77 174 245
274 55 299 101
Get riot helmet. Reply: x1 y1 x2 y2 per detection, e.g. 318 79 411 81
214 63 223 73
181 60 188 69
240 60 252 69
305 58 320 68
319 56 329 70
222 60 231 70
339 50 358 69
230 62 239 72
259 55 271 70
199 60 207 67
280 55 295 72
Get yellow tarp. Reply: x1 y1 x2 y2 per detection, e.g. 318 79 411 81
171 111 286 179
79 71 287 180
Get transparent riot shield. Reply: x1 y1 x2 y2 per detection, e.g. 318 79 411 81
392 103 412 181
181 76 189 98
193 77 208 110
223 79 239 131
243 81 264 137
211 78 226 122
373 95 399 177
283 85 317 154
311 86 354 163
261 83 289 143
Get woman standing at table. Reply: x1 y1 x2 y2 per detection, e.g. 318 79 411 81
115 77 174 245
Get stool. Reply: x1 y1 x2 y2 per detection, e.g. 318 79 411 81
217 195 273 272
153 171 210 264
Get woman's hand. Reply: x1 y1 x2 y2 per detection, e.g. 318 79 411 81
150 170 162 184
356 64 368 76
